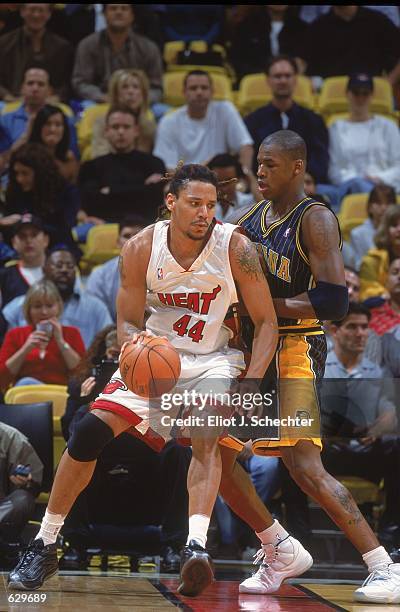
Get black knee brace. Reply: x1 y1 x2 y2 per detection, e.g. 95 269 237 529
67 412 114 461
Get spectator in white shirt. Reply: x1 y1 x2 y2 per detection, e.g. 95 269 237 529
153 70 254 172
329 73 400 200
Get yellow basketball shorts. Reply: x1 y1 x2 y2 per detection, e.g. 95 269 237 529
222 333 327 456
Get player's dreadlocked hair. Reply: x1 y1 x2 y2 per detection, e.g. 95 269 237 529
167 162 218 196
157 161 236 220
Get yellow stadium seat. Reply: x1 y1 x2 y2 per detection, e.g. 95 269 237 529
318 76 393 119
164 40 226 66
237 73 314 115
1 100 74 118
326 112 398 127
338 193 369 223
4 384 68 417
163 71 233 106
76 102 109 154
338 193 400 241
80 223 119 269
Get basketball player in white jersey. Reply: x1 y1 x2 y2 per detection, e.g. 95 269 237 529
8 164 280 596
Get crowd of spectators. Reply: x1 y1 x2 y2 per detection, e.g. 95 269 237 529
0 3 400 568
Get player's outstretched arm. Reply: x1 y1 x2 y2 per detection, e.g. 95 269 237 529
116 226 153 346
229 232 278 378
273 206 348 321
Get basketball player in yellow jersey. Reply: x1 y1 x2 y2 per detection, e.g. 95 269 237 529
224 130 400 604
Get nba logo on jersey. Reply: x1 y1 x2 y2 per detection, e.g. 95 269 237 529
157 268 163 280
283 227 291 238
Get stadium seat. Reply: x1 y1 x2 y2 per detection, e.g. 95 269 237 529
318 76 394 119
163 71 233 106
4 384 68 418
338 194 400 241
164 40 226 67
237 73 314 115
0 401 54 491
80 223 119 269
76 102 109 155
1 100 74 118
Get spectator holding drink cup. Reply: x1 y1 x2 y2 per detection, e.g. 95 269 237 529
0 280 85 391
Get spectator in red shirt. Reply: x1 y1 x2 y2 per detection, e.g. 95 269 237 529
369 258 400 336
0 279 84 392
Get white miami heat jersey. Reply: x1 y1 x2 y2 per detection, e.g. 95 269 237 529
146 220 238 354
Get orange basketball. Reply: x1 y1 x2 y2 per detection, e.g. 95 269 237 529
119 336 181 398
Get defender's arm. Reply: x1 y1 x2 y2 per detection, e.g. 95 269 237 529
273 206 348 320
229 232 278 378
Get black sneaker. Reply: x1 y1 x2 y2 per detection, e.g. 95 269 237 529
161 546 180 573
177 539 214 597
8 538 58 590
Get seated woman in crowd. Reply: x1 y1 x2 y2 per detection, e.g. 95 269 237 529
29 105 80 184
91 68 156 159
360 205 400 302
0 143 81 257
328 73 400 200
348 184 396 271
0 279 85 391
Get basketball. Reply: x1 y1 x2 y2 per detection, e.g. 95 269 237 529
119 336 181 398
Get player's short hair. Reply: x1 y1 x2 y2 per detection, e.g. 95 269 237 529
267 55 298 75
105 104 137 125
119 215 147 233
168 163 218 197
183 70 213 88
331 302 371 327
261 130 307 161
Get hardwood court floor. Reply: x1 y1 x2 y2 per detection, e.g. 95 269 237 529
2 573 400 611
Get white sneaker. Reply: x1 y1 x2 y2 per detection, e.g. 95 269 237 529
239 536 313 594
354 563 400 603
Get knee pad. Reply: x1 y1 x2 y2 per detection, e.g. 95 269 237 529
67 412 114 461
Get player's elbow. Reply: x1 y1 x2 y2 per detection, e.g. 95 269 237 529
308 281 349 321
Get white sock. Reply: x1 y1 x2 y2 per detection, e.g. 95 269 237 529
35 509 65 546
363 546 392 573
186 514 210 548
256 520 290 547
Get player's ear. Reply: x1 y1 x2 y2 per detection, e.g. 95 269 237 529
165 193 175 211
293 159 304 176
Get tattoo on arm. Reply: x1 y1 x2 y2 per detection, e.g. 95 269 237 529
333 483 362 526
118 254 126 282
308 210 339 256
234 241 264 281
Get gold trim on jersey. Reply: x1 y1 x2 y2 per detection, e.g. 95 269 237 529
262 197 311 238
236 199 266 226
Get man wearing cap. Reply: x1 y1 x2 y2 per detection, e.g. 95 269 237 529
0 215 48 308
328 73 400 198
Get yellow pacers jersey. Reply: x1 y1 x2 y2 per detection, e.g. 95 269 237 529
238 196 342 334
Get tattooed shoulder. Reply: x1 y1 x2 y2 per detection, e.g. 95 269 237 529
303 206 339 256
233 238 263 281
